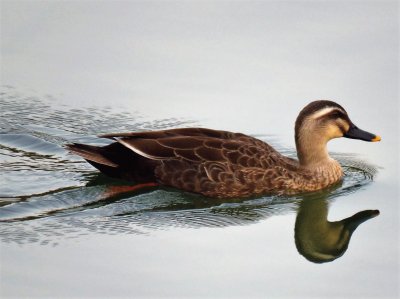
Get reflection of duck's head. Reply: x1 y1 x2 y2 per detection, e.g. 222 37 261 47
295 197 379 263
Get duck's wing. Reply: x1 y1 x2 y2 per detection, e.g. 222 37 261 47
99 127 238 139
100 127 276 152
67 128 270 170
106 132 276 165
110 132 287 195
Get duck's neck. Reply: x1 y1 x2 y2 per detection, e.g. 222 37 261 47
293 130 343 189
295 198 348 263
295 134 338 170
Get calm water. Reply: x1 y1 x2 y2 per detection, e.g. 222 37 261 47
1 88 398 298
1 2 399 298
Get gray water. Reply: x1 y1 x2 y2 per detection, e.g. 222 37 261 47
1 2 399 298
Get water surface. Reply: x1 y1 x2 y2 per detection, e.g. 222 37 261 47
1 89 398 298
1 2 399 298
0 92 376 236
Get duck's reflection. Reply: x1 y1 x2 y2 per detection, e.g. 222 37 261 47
0 175 380 264
84 182 381 264
294 196 379 263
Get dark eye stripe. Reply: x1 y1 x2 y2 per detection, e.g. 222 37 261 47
315 109 348 121
324 110 350 134
326 110 345 119
329 111 343 118
337 123 347 134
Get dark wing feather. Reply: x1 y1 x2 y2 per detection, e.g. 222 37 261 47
65 143 118 167
115 135 230 162
66 142 158 182
99 127 246 140
117 138 176 159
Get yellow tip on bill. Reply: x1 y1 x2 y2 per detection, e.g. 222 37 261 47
371 135 381 142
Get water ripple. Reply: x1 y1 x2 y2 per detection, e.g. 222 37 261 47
0 87 378 245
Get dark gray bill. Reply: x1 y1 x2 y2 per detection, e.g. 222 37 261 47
343 124 381 142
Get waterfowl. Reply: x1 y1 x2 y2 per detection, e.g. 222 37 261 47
66 100 380 198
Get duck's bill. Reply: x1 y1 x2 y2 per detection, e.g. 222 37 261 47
344 209 380 232
343 124 381 142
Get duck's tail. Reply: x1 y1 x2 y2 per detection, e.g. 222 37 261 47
65 142 157 183
65 143 118 167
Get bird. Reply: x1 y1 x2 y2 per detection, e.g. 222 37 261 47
66 100 381 198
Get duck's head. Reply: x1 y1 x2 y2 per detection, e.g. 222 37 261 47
295 100 381 166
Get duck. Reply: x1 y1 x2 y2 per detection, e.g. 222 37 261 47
295 196 379 263
66 100 381 198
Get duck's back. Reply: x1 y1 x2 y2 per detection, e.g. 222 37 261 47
67 128 299 198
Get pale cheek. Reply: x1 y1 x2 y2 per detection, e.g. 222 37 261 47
326 126 343 139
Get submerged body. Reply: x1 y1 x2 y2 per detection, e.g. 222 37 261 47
67 101 380 198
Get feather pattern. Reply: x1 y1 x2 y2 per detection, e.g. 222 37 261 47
66 101 380 198
67 127 339 198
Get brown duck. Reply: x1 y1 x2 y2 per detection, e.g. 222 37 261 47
66 100 380 198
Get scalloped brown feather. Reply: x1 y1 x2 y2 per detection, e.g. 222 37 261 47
67 127 341 198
